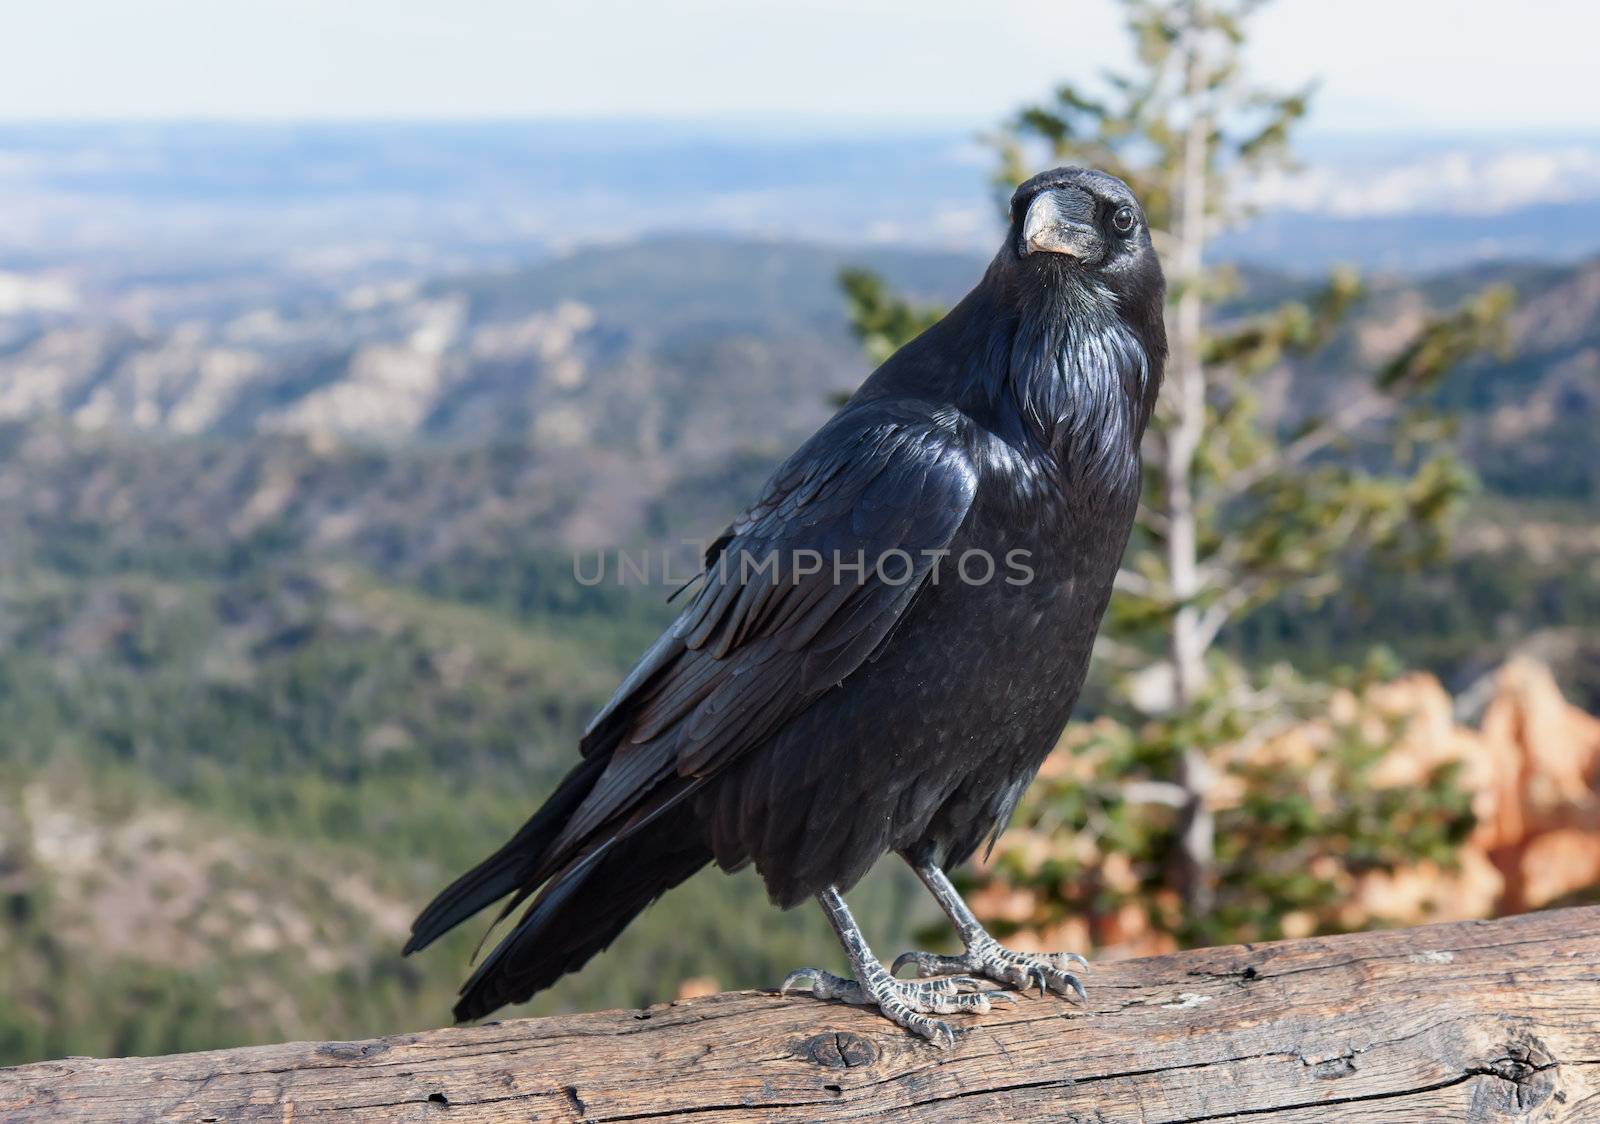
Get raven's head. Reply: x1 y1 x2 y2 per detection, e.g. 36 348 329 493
944 166 1167 484
867 165 1165 479
1006 167 1165 351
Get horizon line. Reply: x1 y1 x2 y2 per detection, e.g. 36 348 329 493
1 115 1597 144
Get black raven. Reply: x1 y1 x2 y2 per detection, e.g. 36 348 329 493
406 166 1166 1046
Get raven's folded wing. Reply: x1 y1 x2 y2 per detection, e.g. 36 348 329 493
546 400 979 867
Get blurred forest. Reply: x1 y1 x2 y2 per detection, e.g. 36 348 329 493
2 1 1599 1068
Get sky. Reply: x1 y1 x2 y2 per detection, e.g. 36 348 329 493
3 0 1596 135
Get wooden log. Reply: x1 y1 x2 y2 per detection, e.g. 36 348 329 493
4 906 1600 1122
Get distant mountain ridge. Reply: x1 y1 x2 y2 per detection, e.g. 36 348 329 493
1216 198 1600 274
6 123 1600 278
1 236 1595 505
0 238 976 453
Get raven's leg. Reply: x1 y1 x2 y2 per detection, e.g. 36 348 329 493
780 886 1013 1048
892 859 1088 1001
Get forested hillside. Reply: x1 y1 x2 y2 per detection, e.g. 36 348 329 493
1 236 1596 1064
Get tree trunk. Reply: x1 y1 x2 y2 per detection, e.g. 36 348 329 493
1166 23 1215 917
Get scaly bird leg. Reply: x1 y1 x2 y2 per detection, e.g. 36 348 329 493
780 886 1014 1048
893 859 1088 1002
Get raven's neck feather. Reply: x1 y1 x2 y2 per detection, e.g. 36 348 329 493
955 271 1152 494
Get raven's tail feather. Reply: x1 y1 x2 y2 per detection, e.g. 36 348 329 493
403 752 610 956
452 804 711 1022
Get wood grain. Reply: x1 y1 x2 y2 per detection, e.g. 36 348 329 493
4 906 1599 1122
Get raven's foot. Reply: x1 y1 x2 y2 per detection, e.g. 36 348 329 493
779 965 1014 1048
893 934 1088 1001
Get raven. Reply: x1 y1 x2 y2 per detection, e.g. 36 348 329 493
406 166 1166 1045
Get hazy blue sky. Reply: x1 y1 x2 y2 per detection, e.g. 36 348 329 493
4 0 1595 134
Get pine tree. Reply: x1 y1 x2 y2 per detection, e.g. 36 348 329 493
842 0 1509 936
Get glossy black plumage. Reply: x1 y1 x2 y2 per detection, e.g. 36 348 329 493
408 166 1167 1022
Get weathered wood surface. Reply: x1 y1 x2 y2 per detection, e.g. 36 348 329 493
4 906 1599 1122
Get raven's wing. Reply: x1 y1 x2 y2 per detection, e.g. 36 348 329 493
545 399 979 868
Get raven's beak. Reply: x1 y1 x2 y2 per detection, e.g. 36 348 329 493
1021 186 1105 263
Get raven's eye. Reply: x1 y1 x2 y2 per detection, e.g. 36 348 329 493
1111 206 1136 234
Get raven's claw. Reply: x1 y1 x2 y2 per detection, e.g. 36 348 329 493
780 965 1010 1048
893 936 1089 1002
